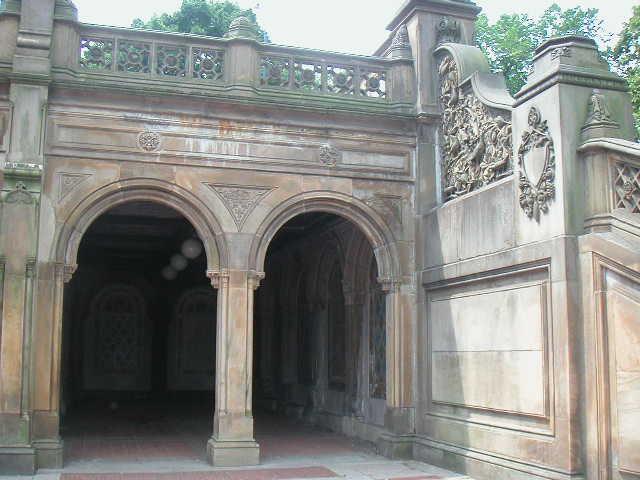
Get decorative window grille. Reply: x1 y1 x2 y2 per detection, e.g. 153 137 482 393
116 40 151 73
80 37 114 70
192 48 224 81
156 44 187 77
613 161 640 213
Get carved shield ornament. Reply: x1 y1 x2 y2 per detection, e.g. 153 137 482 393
518 106 556 221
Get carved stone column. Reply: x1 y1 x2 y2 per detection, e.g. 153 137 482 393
206 269 263 467
376 277 415 459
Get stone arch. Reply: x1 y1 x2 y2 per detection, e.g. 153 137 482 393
54 178 228 274
250 191 399 283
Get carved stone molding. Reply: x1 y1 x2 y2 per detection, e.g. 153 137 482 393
248 270 266 290
438 54 513 201
207 269 229 289
378 276 401 293
319 144 341 166
436 17 461 45
518 106 556 221
138 131 161 152
550 46 571 60
206 183 276 230
58 172 91 201
4 182 34 205
391 25 410 49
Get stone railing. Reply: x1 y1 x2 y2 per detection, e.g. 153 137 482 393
579 138 640 233
76 25 226 81
64 23 400 106
257 47 388 100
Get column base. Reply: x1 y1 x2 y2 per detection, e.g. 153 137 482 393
0 447 36 475
206 438 260 467
34 439 64 469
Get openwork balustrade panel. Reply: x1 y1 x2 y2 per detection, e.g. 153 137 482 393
260 55 387 99
79 35 225 81
613 161 640 213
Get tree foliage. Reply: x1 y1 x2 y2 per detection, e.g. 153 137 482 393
612 6 640 137
131 0 267 41
475 4 610 95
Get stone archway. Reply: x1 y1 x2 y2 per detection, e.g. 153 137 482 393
39 178 229 467
249 191 411 442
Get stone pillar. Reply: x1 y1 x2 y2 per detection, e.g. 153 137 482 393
377 278 414 458
223 16 260 93
510 36 634 477
206 269 262 467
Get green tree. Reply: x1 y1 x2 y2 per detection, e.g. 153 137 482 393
612 6 640 137
475 4 610 95
131 0 267 41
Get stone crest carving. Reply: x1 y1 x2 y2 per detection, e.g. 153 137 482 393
207 184 276 230
582 89 620 136
436 17 461 44
138 131 161 151
550 47 571 60
518 106 556 221
5 182 34 205
438 55 513 201
319 144 341 166
58 172 91 201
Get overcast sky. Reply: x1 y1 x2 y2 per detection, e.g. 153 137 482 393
72 0 636 55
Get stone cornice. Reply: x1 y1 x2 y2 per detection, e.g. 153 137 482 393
514 65 627 106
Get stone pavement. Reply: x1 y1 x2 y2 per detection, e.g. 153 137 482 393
0 406 472 480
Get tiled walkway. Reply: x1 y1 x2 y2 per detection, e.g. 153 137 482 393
1 400 472 480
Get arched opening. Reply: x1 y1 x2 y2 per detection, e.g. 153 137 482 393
253 212 387 457
59 201 216 465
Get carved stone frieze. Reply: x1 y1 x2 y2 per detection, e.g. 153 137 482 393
206 183 276 230
438 54 513 201
517 106 556 221
138 131 161 152
436 17 461 44
319 144 341 166
58 172 91 201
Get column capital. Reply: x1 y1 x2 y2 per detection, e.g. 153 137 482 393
247 270 265 290
378 276 402 292
207 269 229 289
54 262 76 283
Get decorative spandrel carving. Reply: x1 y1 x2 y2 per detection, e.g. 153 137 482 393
58 172 91 201
207 183 276 230
438 55 513 201
613 162 640 213
518 106 556 221
364 194 403 231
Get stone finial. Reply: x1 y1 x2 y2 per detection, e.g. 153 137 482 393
225 16 259 40
388 25 412 59
581 89 621 141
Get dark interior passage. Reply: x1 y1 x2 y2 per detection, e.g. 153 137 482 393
254 212 387 428
60 201 215 449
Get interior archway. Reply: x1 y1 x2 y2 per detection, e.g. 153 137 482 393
253 212 388 442
60 201 216 465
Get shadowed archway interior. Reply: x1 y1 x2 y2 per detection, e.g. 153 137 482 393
254 212 387 427
60 201 216 462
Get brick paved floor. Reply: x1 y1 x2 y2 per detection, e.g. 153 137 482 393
0 399 473 480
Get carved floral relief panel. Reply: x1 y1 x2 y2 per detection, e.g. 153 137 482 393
438 54 513 201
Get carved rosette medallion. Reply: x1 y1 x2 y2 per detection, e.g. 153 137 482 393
138 131 161 152
517 106 556 221
319 144 341 166
438 54 513 201
206 184 276 230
